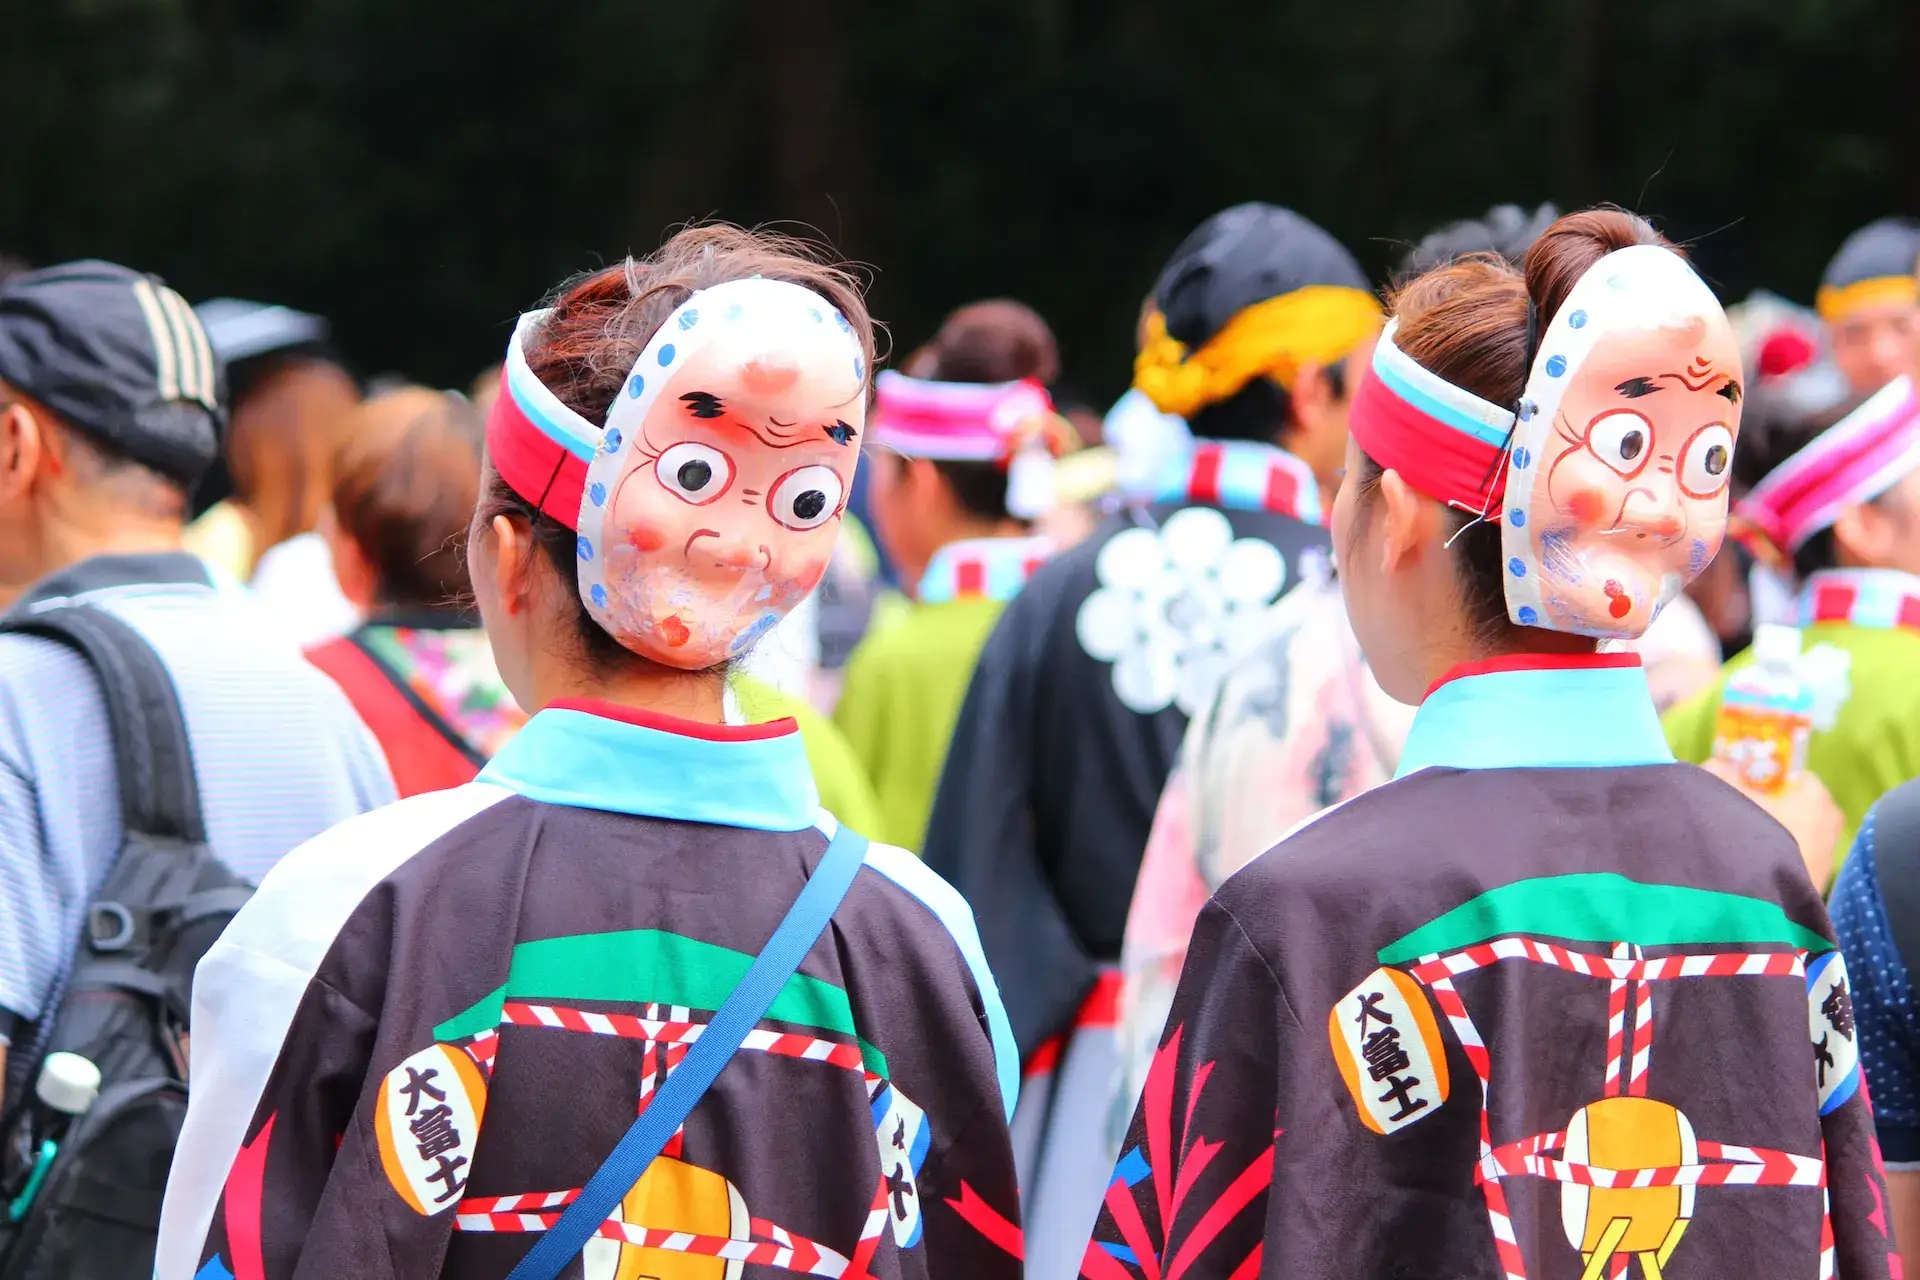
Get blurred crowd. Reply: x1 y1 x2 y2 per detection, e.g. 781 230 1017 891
1 196 1919 1279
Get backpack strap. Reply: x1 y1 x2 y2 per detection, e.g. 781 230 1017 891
1871 781 1920 977
0 603 205 844
504 824 871 1280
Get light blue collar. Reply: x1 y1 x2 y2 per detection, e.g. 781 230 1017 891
479 700 818 831
915 535 1053 605
1123 437 1323 523
1394 656 1673 779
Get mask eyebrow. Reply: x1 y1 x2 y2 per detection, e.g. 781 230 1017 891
824 420 857 446
1615 377 1663 398
680 391 726 419
1717 379 1743 403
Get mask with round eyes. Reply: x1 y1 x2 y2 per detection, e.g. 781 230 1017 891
566 278 868 668
1500 246 1743 639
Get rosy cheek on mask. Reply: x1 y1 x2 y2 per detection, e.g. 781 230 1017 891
1564 486 1607 526
625 521 667 553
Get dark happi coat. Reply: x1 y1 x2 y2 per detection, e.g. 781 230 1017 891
923 440 1331 1060
155 700 1022 1280
1088 654 1898 1280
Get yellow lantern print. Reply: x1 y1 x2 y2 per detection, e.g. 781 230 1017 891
1561 1096 1695 1280
581 1155 751 1280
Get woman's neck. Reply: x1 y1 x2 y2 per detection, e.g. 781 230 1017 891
530 659 727 724
1414 625 1597 698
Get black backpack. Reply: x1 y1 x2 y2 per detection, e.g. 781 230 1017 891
0 601 252 1280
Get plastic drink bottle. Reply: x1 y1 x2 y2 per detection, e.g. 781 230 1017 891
1711 623 1815 796
4 1052 100 1221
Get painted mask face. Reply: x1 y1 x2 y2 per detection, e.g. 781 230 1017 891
1502 247 1742 638
574 280 867 668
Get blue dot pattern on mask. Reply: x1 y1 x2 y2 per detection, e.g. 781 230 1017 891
658 344 676 366
1508 557 1526 577
627 374 645 399
590 584 607 608
1545 354 1567 378
1829 810 1920 1165
604 428 622 453
577 536 594 562
1510 509 1526 528
1513 446 1532 469
590 482 607 507
1517 605 1538 625
679 309 699 330
854 356 865 382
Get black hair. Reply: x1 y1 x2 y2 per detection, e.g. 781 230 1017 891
1188 361 1350 448
1190 377 1292 444
1793 526 1838 581
931 458 1014 523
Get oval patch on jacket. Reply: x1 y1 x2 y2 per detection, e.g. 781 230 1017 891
1329 967 1450 1134
1806 950 1859 1115
375 1042 490 1214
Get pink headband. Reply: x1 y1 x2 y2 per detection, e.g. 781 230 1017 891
485 365 589 530
1739 375 1920 551
869 371 1063 462
1347 319 1517 518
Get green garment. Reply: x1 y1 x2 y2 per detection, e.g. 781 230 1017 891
1664 620 1920 863
730 673 884 837
834 595 1008 853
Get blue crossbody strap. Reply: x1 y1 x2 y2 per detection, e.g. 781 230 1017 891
505 825 870 1280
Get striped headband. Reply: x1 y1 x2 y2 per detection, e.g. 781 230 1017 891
484 307 598 529
1739 375 1920 551
868 371 1067 462
1347 317 1517 515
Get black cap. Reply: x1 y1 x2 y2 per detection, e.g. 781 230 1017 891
1817 218 1920 321
0 260 226 489
1152 203 1370 350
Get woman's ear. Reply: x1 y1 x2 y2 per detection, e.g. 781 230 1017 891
487 513 535 617
1831 501 1892 568
1377 466 1443 573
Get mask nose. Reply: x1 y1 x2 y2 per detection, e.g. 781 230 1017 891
1620 477 1684 541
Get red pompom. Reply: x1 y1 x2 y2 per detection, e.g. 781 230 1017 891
1757 328 1818 379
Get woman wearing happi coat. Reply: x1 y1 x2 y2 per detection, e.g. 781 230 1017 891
154 227 1022 1280
834 300 1073 853
920 207 1381 1279
1085 210 1898 1280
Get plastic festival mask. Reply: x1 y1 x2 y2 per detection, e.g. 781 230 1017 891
488 278 867 668
1500 246 1742 638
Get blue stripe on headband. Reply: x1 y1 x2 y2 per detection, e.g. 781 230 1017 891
1372 335 1515 450
504 313 598 462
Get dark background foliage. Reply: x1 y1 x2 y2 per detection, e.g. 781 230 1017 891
3 0 1914 403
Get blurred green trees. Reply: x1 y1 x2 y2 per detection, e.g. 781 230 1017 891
2 0 1911 401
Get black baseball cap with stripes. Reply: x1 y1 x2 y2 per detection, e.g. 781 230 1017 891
0 259 226 489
